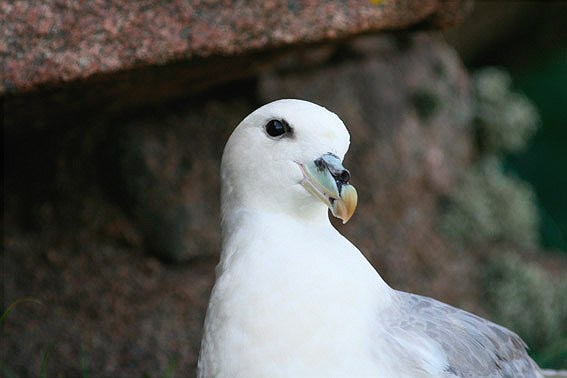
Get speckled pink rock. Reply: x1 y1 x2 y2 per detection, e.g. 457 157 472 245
1 0 471 93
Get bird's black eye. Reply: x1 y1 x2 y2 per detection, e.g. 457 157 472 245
265 119 288 137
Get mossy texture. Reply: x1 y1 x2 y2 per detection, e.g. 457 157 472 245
443 67 566 368
473 68 540 154
483 253 567 368
443 67 542 249
443 157 539 249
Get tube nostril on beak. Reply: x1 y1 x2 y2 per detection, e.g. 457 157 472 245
338 169 350 183
314 153 352 188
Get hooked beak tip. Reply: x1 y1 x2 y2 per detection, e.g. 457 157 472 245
331 184 358 223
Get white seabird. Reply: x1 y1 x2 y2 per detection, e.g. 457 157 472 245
198 99 544 377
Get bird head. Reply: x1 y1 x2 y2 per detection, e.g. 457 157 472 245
221 99 357 224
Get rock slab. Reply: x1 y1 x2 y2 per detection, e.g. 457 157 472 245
1 0 471 93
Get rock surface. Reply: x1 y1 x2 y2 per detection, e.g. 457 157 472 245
2 1 482 376
1 0 471 93
4 1 566 375
3 33 479 376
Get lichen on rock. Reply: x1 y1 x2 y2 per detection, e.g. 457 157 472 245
482 252 567 367
473 67 540 154
442 157 539 249
442 67 541 250
441 67 567 369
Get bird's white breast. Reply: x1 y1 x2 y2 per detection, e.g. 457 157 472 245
198 212 394 377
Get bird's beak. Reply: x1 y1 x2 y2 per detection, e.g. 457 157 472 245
297 154 358 224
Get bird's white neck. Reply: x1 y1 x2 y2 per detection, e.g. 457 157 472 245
218 207 393 307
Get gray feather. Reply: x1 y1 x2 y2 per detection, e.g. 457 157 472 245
385 291 543 377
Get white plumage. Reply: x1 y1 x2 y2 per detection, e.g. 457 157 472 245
198 99 543 378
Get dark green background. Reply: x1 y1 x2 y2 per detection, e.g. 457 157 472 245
448 2 567 252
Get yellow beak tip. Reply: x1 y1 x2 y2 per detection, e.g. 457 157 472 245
332 184 357 224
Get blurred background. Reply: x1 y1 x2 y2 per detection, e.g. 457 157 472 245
2 1 566 377
446 1 567 252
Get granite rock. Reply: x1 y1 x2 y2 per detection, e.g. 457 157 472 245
1 33 479 377
1 0 471 94
2 0 478 374
112 99 251 261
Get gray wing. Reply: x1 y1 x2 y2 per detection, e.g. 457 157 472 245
387 291 542 378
